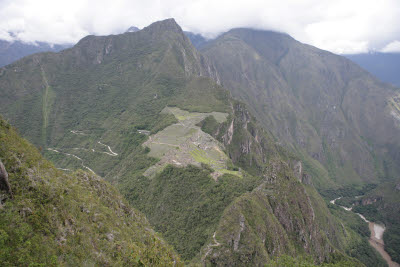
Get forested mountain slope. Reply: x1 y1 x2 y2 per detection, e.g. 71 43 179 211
0 19 386 266
201 29 400 191
0 116 181 266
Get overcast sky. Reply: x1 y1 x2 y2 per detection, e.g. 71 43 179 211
0 0 399 54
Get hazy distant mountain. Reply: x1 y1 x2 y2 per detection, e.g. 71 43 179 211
0 39 71 67
345 52 400 87
184 31 208 48
126 26 140 32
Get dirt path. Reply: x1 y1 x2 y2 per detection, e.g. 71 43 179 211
97 141 118 156
202 232 221 261
70 130 86 135
48 131 120 174
47 148 96 174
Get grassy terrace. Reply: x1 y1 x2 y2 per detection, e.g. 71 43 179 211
143 107 242 178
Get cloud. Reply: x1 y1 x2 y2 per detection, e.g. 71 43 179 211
381 41 400 53
0 29 13 42
0 0 399 54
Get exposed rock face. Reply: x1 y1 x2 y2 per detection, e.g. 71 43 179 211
293 161 302 179
396 183 400 191
201 160 341 266
0 160 12 199
291 161 313 185
201 28 400 189
301 173 313 185
361 196 383 205
218 102 271 174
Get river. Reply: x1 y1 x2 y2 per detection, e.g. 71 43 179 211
330 197 399 267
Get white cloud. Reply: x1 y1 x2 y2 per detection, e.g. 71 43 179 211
0 0 399 54
0 29 13 42
381 40 400 53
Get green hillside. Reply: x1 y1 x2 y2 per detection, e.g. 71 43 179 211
0 116 181 266
0 18 390 266
351 181 400 263
201 29 400 192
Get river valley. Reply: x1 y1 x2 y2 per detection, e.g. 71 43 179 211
331 197 399 267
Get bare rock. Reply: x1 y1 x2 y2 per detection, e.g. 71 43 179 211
0 160 12 198
106 233 115 241
20 207 33 217
301 173 313 185
233 215 246 251
292 161 302 181
361 196 382 205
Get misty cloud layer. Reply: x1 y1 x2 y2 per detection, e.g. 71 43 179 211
0 0 399 54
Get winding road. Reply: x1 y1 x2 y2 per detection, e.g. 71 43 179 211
47 131 119 175
47 148 96 174
97 141 119 156
202 232 221 262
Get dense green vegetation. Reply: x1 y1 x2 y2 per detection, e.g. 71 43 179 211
266 254 363 267
384 224 400 263
353 182 400 264
352 205 384 223
198 157 374 266
321 184 377 201
0 117 181 266
121 164 260 260
328 204 387 267
335 197 357 208
1 18 396 266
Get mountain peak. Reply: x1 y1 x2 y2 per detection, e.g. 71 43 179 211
143 18 183 34
126 26 139 33
225 28 294 42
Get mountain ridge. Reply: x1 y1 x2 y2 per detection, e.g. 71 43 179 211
345 52 400 88
0 116 182 266
0 18 392 266
0 39 71 67
201 27 400 190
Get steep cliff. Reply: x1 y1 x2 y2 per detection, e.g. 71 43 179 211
201 29 400 191
0 117 181 266
0 19 378 265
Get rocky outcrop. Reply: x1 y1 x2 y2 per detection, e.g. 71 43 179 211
301 173 313 185
360 196 382 206
201 27 400 190
217 102 273 175
291 161 313 185
0 160 12 204
201 160 341 266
